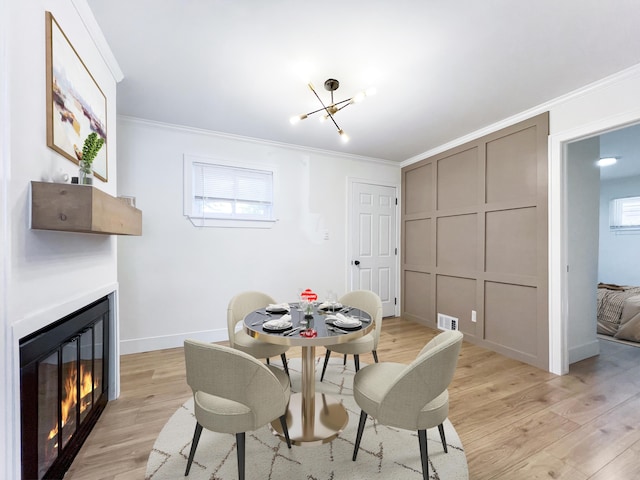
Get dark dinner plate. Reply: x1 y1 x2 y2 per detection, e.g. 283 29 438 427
318 305 343 312
266 307 289 313
328 322 362 331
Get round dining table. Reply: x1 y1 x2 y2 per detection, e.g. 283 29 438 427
244 302 373 446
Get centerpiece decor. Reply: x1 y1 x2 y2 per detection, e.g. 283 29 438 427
299 289 318 337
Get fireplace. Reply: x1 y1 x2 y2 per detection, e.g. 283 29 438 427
19 297 110 480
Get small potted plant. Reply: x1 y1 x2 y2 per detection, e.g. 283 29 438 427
78 132 104 185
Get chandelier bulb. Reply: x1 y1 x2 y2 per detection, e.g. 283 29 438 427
338 129 349 143
290 114 307 125
352 92 366 103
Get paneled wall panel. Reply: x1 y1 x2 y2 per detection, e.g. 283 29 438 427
402 112 549 369
486 126 538 204
404 219 431 267
404 271 431 323
485 207 537 277
437 214 478 272
485 281 538 358
437 147 479 210
436 275 477 336
404 163 433 214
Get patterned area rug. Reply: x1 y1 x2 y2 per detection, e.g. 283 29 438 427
146 356 468 480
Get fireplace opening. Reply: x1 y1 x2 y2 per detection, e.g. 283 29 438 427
20 297 110 480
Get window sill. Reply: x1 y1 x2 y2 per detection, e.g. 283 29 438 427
186 216 276 229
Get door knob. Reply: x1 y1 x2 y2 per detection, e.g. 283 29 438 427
354 260 360 266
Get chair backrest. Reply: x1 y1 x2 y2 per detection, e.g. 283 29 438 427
339 290 384 348
226 291 276 347
184 339 288 427
378 330 463 425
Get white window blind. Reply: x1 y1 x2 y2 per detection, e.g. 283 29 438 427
610 196 640 232
184 156 276 228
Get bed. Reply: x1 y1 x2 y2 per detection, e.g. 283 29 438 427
597 283 640 342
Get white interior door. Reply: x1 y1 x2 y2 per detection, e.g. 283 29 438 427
350 181 397 317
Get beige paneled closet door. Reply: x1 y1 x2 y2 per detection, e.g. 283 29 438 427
402 113 549 370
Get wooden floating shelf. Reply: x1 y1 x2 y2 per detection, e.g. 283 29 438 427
30 181 142 235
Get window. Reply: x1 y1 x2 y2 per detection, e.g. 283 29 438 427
184 155 275 228
610 196 640 232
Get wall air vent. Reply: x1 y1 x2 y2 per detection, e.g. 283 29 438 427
437 313 458 331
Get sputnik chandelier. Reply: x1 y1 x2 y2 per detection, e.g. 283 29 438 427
289 78 376 143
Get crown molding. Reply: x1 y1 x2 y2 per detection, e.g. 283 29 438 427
118 115 399 167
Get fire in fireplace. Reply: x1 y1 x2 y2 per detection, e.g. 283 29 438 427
20 297 110 480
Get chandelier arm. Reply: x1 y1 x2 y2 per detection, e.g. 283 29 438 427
336 102 353 113
326 111 342 133
309 84 332 115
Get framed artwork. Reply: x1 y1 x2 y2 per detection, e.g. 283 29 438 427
45 11 108 182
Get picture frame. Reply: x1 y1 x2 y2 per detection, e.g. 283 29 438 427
45 11 108 182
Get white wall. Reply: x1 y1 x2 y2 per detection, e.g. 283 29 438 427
566 137 600 364
598 174 640 285
2 1 120 477
549 65 640 374
116 118 400 353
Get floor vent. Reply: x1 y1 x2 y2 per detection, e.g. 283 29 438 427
437 313 458 331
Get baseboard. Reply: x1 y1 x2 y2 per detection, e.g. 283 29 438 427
119 328 228 355
568 339 600 364
598 333 640 348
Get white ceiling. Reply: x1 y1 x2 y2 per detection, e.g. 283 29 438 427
85 0 640 163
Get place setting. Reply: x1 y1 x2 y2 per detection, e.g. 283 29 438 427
324 312 364 332
265 302 291 314
317 290 346 313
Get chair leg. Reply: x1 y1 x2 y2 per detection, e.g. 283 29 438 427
438 423 448 453
352 409 368 461
372 350 379 363
185 422 203 476
266 358 270 365
320 349 332 382
418 429 429 480
343 354 347 365
236 432 245 480
354 354 360 372
280 353 290 377
279 414 292 448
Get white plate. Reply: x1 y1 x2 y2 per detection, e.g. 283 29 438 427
262 320 293 331
334 318 362 328
266 306 289 313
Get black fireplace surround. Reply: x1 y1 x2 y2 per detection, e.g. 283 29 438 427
20 297 110 480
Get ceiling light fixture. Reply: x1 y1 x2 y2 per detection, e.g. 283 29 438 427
289 78 376 143
597 157 618 167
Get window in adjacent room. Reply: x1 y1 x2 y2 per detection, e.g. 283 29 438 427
184 155 276 228
609 195 640 233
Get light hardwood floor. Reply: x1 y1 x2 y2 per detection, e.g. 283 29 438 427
65 318 640 480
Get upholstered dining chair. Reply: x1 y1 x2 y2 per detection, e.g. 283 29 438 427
319 290 383 381
183 339 291 479
227 291 290 376
352 330 464 480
